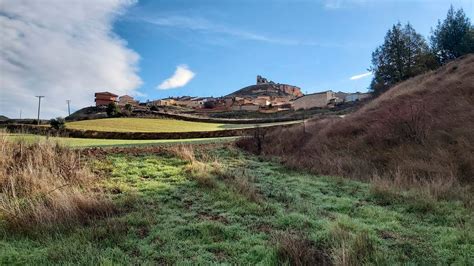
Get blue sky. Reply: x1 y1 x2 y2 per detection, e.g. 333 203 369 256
1 0 472 118
115 0 473 101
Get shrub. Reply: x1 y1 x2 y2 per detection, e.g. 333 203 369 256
0 133 114 231
106 102 120 117
50 117 66 130
203 101 216 109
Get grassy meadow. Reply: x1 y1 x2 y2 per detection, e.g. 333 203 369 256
66 118 300 132
5 133 237 147
1 139 472 265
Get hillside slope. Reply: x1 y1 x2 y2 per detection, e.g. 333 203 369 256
239 54 474 199
227 83 303 98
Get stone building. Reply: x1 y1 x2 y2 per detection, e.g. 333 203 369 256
118 95 138 106
150 98 176 106
95 91 118 106
292 91 336 110
345 92 371 102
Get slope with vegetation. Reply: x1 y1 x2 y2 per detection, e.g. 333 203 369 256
239 54 474 205
1 141 471 264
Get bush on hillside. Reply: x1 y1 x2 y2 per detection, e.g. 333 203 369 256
106 102 120 117
50 117 66 130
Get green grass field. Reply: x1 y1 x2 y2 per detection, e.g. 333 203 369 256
5 133 237 147
66 118 300 132
1 147 471 264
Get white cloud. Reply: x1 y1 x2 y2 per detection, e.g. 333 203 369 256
158 65 195 90
0 0 142 119
350 71 372 80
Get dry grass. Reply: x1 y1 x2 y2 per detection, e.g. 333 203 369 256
218 168 262 203
273 231 331 266
0 132 113 231
170 145 217 188
329 223 374 266
237 55 474 204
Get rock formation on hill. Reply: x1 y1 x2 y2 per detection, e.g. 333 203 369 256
227 75 303 99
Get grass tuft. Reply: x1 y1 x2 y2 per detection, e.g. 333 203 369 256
273 231 331 266
0 132 114 232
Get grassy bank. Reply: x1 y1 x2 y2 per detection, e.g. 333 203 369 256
1 144 471 264
5 133 237 147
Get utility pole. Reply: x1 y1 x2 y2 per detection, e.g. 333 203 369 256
66 100 71 116
35 96 45 125
19 109 22 119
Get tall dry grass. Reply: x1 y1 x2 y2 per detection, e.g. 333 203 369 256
237 54 474 205
0 133 113 231
170 145 219 188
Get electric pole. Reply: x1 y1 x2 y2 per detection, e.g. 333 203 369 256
19 109 22 120
66 100 71 116
35 96 45 125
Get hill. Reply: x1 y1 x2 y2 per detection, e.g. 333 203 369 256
226 75 303 98
66 106 108 121
227 84 294 98
239 54 474 200
0 115 9 122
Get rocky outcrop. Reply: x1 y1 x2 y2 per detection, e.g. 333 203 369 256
228 76 303 99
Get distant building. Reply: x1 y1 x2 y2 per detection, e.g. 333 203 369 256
292 91 336 110
95 91 118 106
345 92 371 102
151 98 176 106
118 95 138 106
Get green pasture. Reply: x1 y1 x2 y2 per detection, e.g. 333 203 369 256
65 118 300 133
5 133 237 147
1 147 471 264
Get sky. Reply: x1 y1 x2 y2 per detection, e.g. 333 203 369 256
0 0 473 119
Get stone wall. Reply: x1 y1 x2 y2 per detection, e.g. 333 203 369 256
292 91 335 110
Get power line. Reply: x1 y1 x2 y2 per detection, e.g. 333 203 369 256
35 96 45 125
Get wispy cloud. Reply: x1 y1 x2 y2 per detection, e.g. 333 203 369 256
158 65 195 90
324 0 369 9
138 15 350 48
350 71 372 80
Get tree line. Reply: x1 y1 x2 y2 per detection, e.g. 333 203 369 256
370 5 474 95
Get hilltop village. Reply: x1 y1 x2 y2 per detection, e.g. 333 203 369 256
94 75 370 113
